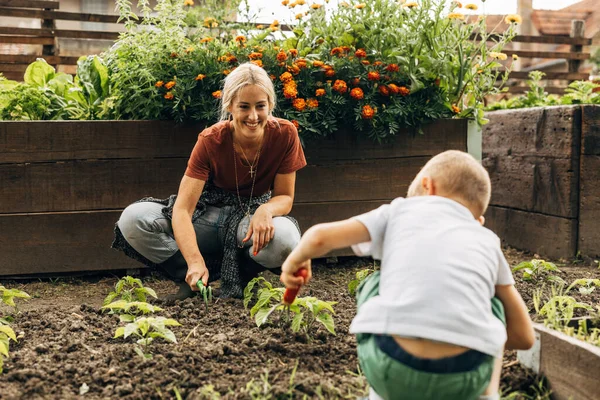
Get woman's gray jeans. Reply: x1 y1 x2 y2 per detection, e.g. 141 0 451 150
117 202 301 270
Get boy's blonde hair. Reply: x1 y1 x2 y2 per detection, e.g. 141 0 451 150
407 150 491 217
219 63 277 121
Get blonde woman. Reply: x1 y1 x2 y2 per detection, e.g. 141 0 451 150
114 63 306 301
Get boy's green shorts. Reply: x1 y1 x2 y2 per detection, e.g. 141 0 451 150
355 271 506 400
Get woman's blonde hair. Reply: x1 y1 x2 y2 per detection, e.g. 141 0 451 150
219 63 276 121
407 150 491 217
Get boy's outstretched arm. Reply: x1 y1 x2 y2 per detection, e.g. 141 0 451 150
495 284 536 350
281 219 371 288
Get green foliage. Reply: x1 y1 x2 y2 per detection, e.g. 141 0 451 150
512 259 564 284
101 300 163 318
0 285 28 374
103 276 158 306
533 285 593 331
561 80 600 104
0 285 31 312
196 282 213 313
0 322 17 374
244 277 337 336
566 278 600 295
114 316 181 359
348 268 375 296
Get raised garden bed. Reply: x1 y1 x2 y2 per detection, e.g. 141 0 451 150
0 119 467 276
483 105 600 259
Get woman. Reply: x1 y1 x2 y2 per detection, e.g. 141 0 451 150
113 63 307 300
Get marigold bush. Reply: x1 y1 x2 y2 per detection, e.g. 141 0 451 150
0 0 519 141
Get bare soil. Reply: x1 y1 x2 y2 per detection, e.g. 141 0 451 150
0 249 598 399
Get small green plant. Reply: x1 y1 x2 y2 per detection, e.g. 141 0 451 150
561 80 600 105
566 278 600 295
533 285 593 331
0 285 29 374
242 368 273 400
348 268 375 296
0 285 31 314
244 277 337 336
114 316 181 359
101 300 164 322
512 259 564 284
196 281 213 313
103 275 158 305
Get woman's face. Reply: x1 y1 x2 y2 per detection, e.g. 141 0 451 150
229 84 270 140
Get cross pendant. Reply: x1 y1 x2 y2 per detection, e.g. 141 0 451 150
249 166 255 177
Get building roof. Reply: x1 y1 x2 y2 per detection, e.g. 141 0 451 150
531 0 599 38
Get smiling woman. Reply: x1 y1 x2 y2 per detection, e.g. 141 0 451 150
113 63 308 301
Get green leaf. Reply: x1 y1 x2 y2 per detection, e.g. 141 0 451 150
255 305 278 327
124 323 139 339
316 312 336 335
24 59 56 87
291 312 304 333
114 326 125 339
250 289 276 318
0 326 16 342
0 339 9 357
120 314 135 323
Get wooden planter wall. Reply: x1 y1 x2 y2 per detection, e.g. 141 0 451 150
483 105 600 259
0 120 467 276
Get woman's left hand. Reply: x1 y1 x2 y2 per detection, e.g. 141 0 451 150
243 205 275 255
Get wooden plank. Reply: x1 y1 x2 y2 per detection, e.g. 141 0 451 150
292 200 388 233
536 324 600 400
483 106 581 158
505 71 589 81
0 8 122 24
295 157 426 203
0 36 54 45
0 0 59 9
506 86 565 94
0 27 121 40
475 33 592 46
483 156 578 218
0 54 79 65
304 118 468 162
578 155 600 258
484 206 577 259
0 121 205 163
0 158 186 213
0 210 140 276
0 71 21 80
0 27 53 36
581 105 600 156
508 50 589 60
0 63 27 71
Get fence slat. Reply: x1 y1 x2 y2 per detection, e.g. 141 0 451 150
0 0 59 9
474 33 592 46
0 54 79 64
0 27 121 40
506 71 589 80
0 36 54 45
0 7 122 23
509 49 590 60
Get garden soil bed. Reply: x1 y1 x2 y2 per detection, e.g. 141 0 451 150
0 249 598 400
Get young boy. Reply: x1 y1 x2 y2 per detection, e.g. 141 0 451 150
280 150 535 400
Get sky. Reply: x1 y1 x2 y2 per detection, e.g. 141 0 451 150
245 0 585 23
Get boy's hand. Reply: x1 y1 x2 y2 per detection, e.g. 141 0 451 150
281 259 312 288
186 262 209 290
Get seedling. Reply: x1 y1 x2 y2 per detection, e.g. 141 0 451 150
533 285 593 331
114 316 181 359
348 268 375 297
0 285 29 374
0 320 17 373
101 300 163 322
512 259 564 284
196 281 213 313
103 276 157 306
0 285 31 314
566 278 600 295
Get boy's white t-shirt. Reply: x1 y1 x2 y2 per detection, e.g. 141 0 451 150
349 196 514 357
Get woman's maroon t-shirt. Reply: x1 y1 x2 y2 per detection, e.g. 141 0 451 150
185 118 307 197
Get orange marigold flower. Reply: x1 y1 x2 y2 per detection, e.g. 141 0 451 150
291 120 300 129
361 60 371 65
330 47 344 57
251 60 263 67
194 74 206 81
227 55 238 64
164 92 174 100
223 69 231 75
307 98 319 108
269 74 276 81
398 86 410 96
281 0 289 5
271 19 280 26
165 81 176 90
367 71 380 81
361 105 376 119
295 13 303 20
289 49 298 57
313 60 325 68
296 58 307 68
387 83 400 94
350 87 364 100
256 24 264 29
386 64 399 72
283 82 298 99
332 79 348 94
280 72 293 82
379 85 390 96
311 3 321 9
355 3 366 9
200 37 214 43
183 0 194 6
248 52 263 60
276 51 288 62
351 77 360 86
287 64 300 75
324 68 335 78
355 48 367 58
452 104 461 114
235 35 246 43
292 98 307 111
212 90 222 99
373 61 383 66
315 88 326 97
155 81 164 88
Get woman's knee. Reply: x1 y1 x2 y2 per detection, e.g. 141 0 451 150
117 202 166 241
252 217 300 268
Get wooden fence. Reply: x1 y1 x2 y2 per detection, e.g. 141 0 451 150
0 0 593 91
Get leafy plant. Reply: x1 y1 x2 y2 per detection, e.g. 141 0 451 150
0 285 29 374
512 259 564 284
196 282 213 313
114 316 181 359
561 80 600 104
0 285 31 314
348 268 375 296
566 278 600 295
103 276 158 305
533 285 593 331
101 300 163 320
244 277 337 336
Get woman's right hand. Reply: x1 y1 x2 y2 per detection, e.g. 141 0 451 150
186 262 209 290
